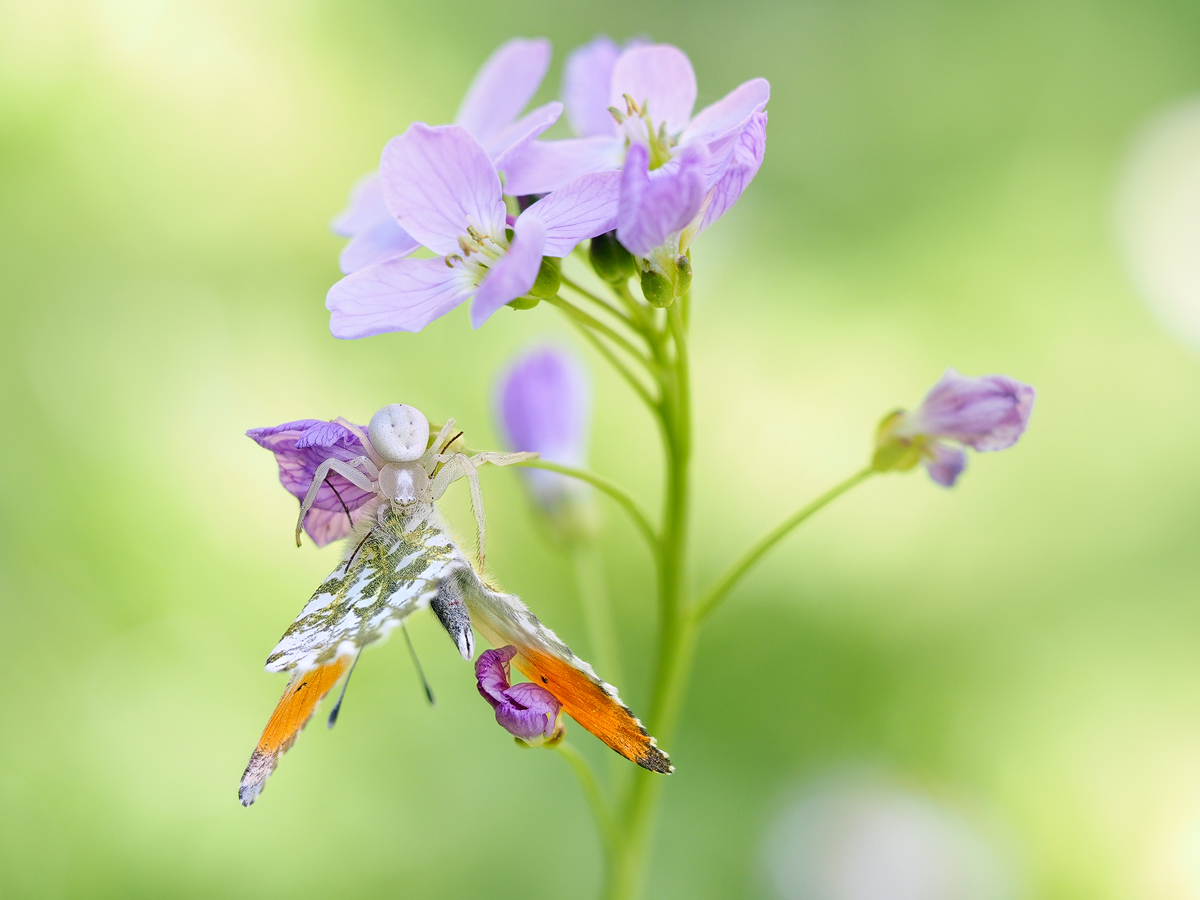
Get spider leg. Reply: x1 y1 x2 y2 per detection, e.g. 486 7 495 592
421 418 457 474
428 453 487 570
469 450 538 468
295 457 377 546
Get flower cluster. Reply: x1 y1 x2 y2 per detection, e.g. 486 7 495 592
326 37 769 337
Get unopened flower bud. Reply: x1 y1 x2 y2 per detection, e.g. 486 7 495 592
641 269 674 307
872 369 1035 487
529 256 562 299
589 231 636 282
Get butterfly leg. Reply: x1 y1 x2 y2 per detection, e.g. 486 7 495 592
295 457 378 546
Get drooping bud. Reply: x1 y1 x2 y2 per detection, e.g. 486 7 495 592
476 646 565 747
589 231 636 283
529 256 562 299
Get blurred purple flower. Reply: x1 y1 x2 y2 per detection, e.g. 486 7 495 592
332 38 562 275
495 344 591 514
327 124 620 337
476 646 564 744
247 418 376 546
503 43 768 249
875 369 1036 487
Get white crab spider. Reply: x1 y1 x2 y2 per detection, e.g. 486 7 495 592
294 403 534 569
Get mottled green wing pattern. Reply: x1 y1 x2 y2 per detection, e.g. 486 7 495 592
264 508 469 673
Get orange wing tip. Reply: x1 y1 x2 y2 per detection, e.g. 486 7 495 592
237 657 350 807
511 648 674 774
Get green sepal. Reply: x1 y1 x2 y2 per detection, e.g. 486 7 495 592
507 295 541 311
529 256 562 299
871 409 922 472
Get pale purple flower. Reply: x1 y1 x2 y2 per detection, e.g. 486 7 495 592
503 43 768 250
327 124 620 338
476 646 563 744
247 418 375 546
331 38 562 275
879 369 1036 487
495 344 591 514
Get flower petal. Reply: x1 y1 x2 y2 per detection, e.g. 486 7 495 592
490 101 564 175
470 217 546 328
501 682 562 740
339 216 422 275
521 170 621 256
617 142 708 256
610 44 696 135
380 124 506 257
694 110 768 236
923 441 967 487
327 255 475 338
910 369 1037 451
454 37 551 144
475 646 517 706
501 135 624 196
246 419 375 546
496 344 590 464
681 77 770 146
563 36 621 137
332 172 386 237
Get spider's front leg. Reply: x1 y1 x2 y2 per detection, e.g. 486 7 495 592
429 453 488 569
420 418 458 475
295 456 378 546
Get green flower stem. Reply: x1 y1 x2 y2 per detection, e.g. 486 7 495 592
692 466 875 623
545 294 658 378
561 274 638 329
515 459 658 551
556 741 616 856
572 541 623 691
567 315 658 410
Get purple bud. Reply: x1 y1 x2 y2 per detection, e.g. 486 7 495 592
902 368 1036 451
495 345 592 518
475 646 564 744
874 369 1035 488
247 418 375 546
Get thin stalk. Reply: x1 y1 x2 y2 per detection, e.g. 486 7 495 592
545 294 658 378
692 467 875 623
572 542 623 690
568 315 658 411
516 459 658 551
562 274 637 329
556 742 616 856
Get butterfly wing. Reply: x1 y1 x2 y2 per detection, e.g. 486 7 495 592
240 507 472 806
462 577 673 774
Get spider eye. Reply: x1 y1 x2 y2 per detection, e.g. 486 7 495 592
369 404 430 462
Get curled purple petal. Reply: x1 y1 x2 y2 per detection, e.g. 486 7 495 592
327 255 476 338
923 441 967 487
617 142 708 256
696 110 768 236
470 216 546 328
380 124 506 257
501 135 624 196
520 170 621 256
563 36 622 137
475 646 562 742
455 38 551 145
908 369 1037 451
247 419 374 546
610 44 696 135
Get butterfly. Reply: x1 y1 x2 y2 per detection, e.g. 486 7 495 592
239 403 671 806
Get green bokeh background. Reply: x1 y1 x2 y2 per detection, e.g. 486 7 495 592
3 0 1200 897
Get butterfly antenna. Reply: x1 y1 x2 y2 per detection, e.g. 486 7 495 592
326 651 362 728
402 623 436 706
